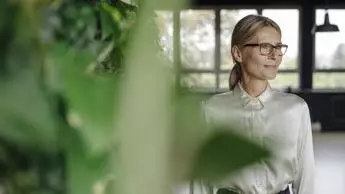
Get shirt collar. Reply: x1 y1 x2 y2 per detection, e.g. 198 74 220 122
233 82 272 109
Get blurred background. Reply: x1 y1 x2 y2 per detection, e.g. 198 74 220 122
1 0 345 194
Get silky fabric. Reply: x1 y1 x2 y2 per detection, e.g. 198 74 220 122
216 185 290 194
202 84 315 194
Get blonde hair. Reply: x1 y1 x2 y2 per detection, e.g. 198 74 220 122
229 14 281 91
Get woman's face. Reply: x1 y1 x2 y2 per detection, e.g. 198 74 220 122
233 27 283 81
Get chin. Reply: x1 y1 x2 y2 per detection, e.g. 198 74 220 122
266 74 277 80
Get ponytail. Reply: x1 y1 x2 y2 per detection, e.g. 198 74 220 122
229 63 242 91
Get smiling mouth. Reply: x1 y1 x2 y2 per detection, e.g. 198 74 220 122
263 65 279 71
264 65 277 68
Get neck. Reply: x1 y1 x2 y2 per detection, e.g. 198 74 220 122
240 77 268 97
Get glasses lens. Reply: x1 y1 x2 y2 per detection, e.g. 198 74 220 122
260 44 288 56
260 43 273 55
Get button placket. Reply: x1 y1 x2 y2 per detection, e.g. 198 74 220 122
253 110 267 191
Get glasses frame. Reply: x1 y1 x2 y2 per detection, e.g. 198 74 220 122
243 43 288 56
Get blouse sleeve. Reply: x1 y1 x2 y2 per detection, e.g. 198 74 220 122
293 102 315 194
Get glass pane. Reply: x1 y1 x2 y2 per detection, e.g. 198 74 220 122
181 73 216 88
263 9 299 70
269 73 298 89
155 11 173 61
219 73 230 89
313 73 345 88
220 9 258 70
180 10 215 69
220 73 298 89
315 10 345 69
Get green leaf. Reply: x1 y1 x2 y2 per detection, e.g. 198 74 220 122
63 125 108 194
51 43 121 155
190 130 269 182
101 3 122 23
0 70 58 152
173 92 268 182
173 93 211 180
99 6 120 41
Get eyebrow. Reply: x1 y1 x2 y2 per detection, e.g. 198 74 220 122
259 42 284 45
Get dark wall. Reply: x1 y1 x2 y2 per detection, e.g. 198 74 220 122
292 90 345 132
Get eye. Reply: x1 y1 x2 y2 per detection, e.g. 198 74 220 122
275 45 283 49
261 43 272 49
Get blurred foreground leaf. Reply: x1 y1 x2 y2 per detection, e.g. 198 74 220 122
191 130 269 182
63 125 109 194
173 92 211 181
174 92 269 183
50 43 121 155
0 71 58 152
115 0 180 194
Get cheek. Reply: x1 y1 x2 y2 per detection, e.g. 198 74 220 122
276 56 283 65
248 54 268 67
256 54 283 66
241 54 266 74
242 51 261 65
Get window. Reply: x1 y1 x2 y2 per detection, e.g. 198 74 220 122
314 9 345 89
180 10 215 69
155 8 300 91
313 73 345 88
181 73 216 88
220 9 258 70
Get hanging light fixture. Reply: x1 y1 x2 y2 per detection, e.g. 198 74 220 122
312 9 339 33
312 0 340 33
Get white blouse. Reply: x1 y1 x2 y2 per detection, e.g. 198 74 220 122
201 84 315 194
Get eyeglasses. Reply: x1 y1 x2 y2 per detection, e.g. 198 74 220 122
243 43 288 56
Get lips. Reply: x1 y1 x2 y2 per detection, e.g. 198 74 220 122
264 65 277 68
263 65 279 72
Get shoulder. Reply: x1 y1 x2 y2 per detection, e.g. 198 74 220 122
203 91 234 109
201 91 237 123
271 90 309 112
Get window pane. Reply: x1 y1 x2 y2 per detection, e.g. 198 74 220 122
220 9 258 70
219 73 298 89
313 73 345 88
180 10 215 69
155 11 173 61
263 9 299 70
219 73 230 89
269 73 298 89
315 10 345 69
181 73 216 88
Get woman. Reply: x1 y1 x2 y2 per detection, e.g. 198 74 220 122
202 15 315 194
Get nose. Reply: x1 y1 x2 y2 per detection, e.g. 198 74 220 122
268 49 278 59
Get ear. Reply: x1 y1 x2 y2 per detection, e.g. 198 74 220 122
231 45 243 63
